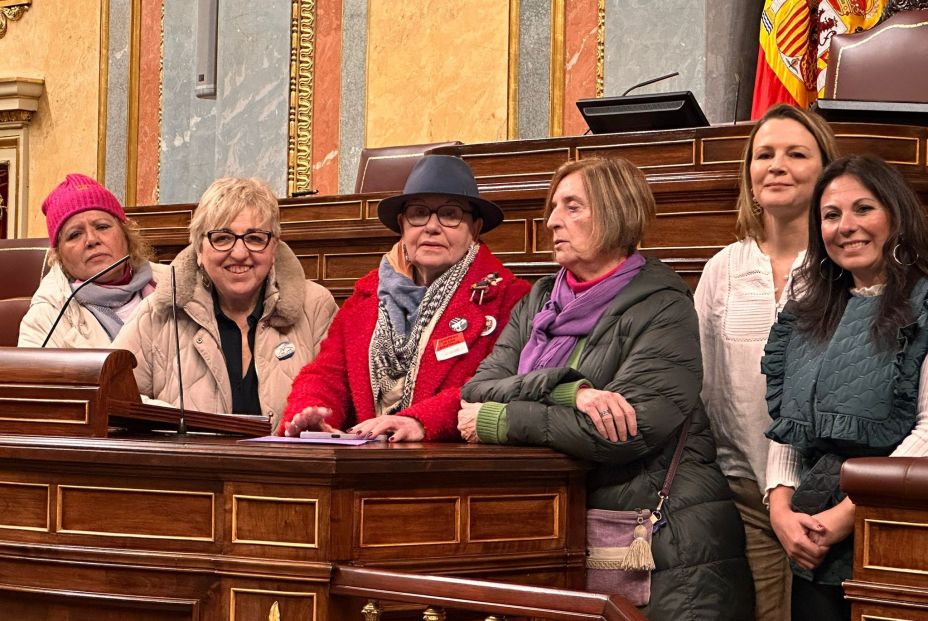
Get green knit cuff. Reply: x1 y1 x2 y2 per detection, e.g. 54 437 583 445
550 379 591 407
476 402 509 444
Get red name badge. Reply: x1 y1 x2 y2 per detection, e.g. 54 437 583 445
434 333 469 361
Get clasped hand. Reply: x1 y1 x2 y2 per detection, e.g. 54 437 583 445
576 387 637 442
769 491 855 571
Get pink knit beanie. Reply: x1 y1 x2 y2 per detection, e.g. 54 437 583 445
42 174 127 246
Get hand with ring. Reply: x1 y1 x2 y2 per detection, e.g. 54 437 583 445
576 387 637 442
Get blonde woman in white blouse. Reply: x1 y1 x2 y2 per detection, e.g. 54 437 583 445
694 104 837 621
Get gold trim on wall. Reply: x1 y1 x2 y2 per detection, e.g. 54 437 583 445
156 0 164 202
97 0 110 181
596 0 605 97
548 0 566 137
288 0 316 197
126 0 142 206
507 0 520 139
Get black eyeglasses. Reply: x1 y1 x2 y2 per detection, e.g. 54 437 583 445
205 229 274 252
402 203 473 228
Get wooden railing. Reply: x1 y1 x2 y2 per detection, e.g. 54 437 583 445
841 457 928 620
330 566 648 621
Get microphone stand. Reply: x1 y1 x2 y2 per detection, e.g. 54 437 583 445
41 255 131 348
171 266 187 435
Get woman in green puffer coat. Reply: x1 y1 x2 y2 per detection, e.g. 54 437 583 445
458 157 753 620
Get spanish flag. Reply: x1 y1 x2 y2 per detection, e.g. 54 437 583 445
751 0 886 118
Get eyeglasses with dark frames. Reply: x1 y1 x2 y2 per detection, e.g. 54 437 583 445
402 203 474 228
205 229 274 252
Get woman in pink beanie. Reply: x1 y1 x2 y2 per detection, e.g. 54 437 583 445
18 173 169 348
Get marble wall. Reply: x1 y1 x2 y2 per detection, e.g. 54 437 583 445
105 0 131 205
0 0 104 236
365 0 512 148
8 0 760 226
603 0 761 124
158 0 291 204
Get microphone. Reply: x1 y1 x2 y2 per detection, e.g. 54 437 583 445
291 189 319 197
622 71 680 97
170 266 187 434
41 254 131 347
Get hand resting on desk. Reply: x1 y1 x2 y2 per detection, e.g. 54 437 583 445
284 406 425 442
283 406 342 437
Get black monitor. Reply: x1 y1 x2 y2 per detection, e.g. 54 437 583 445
577 91 709 134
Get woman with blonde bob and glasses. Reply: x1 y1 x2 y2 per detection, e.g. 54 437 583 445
459 157 753 620
114 177 337 430
279 155 529 442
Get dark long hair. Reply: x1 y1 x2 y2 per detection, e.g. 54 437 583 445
792 155 928 348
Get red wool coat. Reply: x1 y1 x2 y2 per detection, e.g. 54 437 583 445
280 245 530 440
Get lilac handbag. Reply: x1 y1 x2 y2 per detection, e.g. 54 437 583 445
584 416 692 607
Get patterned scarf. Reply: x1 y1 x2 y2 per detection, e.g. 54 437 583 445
72 261 155 340
369 243 479 413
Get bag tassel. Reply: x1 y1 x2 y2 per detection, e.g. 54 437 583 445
619 520 655 571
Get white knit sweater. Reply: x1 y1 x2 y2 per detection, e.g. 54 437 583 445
695 239 804 495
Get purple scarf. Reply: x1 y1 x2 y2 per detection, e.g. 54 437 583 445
517 252 646 373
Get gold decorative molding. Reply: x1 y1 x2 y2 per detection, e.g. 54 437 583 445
507 0 520 140
288 0 316 197
361 600 383 621
126 0 142 206
97 0 110 182
596 0 605 98
0 1 31 40
548 0 566 137
0 110 31 124
156 0 164 202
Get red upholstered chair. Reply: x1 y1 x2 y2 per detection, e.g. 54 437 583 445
354 141 463 194
0 297 32 346
823 10 928 102
0 237 51 300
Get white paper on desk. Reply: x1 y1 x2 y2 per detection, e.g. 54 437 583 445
239 435 373 446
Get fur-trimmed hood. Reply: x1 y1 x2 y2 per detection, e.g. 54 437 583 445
151 241 307 329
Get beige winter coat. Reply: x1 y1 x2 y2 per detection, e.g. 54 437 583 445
18 262 170 348
113 242 337 430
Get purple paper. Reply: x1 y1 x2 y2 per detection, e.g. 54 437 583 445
240 435 373 446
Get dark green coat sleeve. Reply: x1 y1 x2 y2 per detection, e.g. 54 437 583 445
464 287 702 465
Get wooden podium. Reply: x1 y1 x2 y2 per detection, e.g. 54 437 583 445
842 457 928 620
0 348 270 437
0 348 587 620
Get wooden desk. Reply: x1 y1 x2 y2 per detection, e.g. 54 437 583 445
125 122 928 296
842 457 928 620
0 435 586 620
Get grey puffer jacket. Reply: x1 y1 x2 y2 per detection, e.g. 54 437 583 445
462 258 753 620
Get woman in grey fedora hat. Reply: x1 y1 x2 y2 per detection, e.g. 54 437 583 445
280 155 530 442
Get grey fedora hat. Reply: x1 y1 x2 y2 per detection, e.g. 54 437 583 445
377 155 503 234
